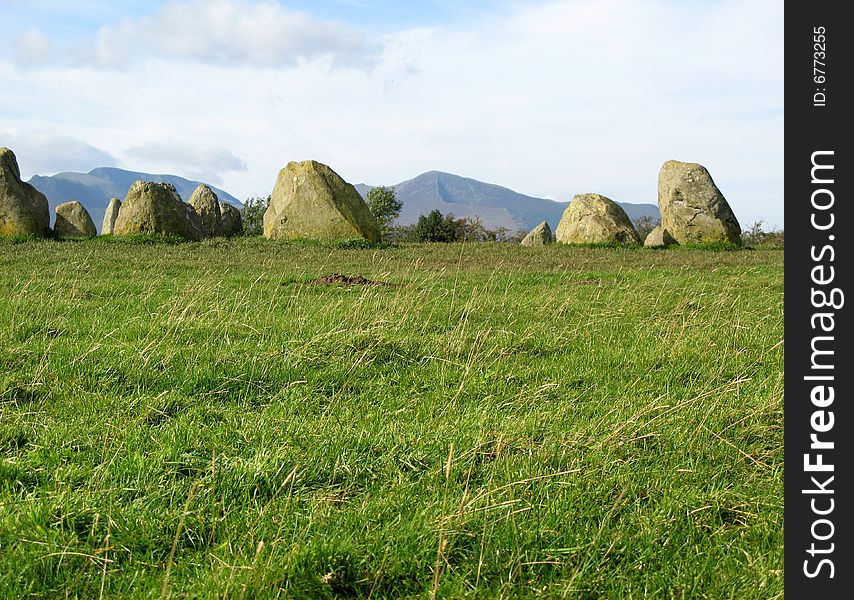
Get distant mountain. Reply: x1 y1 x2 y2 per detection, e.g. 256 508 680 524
28 167 242 232
28 166 659 235
355 171 659 232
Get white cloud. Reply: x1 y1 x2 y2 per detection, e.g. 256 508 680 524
0 0 783 226
13 28 55 66
0 129 117 178
15 0 376 69
125 140 247 184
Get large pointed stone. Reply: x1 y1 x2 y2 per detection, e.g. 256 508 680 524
0 147 50 237
555 193 641 245
658 160 741 245
55 201 97 238
263 160 380 242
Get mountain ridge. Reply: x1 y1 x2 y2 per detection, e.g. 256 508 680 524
355 171 659 232
28 166 660 235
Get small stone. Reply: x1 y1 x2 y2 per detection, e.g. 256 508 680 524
219 201 243 237
520 221 553 246
54 201 97 238
101 197 121 235
188 184 222 237
643 225 676 247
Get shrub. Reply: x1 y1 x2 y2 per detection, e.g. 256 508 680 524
741 221 784 249
241 196 270 236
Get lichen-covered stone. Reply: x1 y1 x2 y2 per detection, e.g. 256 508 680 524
102 198 121 234
263 160 380 242
0 147 50 237
520 220 553 246
54 201 96 238
219 201 242 237
113 181 205 240
188 184 222 237
643 225 676 247
555 193 641 245
658 160 741 245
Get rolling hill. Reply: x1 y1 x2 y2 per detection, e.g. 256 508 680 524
28 167 242 232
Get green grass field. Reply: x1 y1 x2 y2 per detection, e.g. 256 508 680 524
0 238 783 599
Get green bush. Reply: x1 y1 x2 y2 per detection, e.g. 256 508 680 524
241 195 270 236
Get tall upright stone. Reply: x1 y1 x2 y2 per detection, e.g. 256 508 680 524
0 147 50 237
113 181 205 240
54 201 97 238
219 201 243 237
555 193 641 245
188 184 222 237
263 160 381 242
102 198 121 235
658 160 741 245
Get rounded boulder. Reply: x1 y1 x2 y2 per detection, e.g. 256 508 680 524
113 181 205 240
55 201 97 238
555 193 641 245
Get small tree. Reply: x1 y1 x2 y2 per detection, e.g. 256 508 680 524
241 195 270 236
415 209 461 242
367 186 403 234
634 215 660 241
412 211 524 243
415 210 444 242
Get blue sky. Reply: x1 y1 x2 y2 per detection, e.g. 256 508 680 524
0 0 784 226
3 0 515 32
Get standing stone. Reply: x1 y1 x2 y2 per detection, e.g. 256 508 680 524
219 201 243 236
643 225 676 247
101 198 121 235
54 201 97 238
0 147 50 237
658 160 741 245
263 160 381 242
182 202 205 239
113 181 205 240
555 193 641 245
520 220 553 246
188 184 222 237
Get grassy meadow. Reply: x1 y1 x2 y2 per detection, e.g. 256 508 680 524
0 238 783 598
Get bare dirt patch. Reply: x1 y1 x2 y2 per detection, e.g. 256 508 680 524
308 273 393 287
